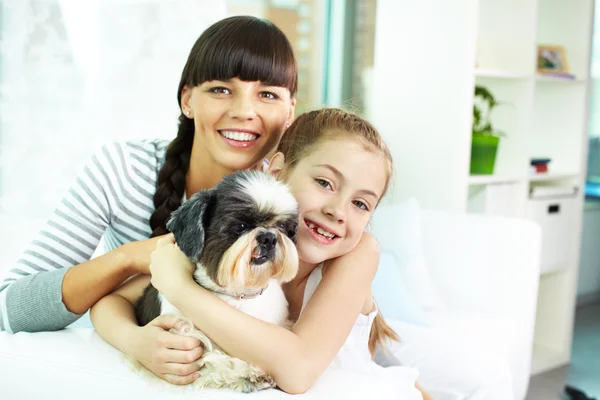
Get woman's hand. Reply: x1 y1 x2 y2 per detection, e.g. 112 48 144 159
149 234 195 300
132 314 204 385
119 234 171 275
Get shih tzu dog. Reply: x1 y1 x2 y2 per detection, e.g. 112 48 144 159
134 170 299 392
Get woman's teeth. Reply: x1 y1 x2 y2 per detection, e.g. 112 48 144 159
221 131 257 141
307 221 335 239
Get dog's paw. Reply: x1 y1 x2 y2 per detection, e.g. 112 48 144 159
244 364 276 392
174 319 194 335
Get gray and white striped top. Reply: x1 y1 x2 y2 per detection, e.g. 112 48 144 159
0 139 170 333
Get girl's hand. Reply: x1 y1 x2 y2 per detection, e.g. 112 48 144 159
149 234 195 299
133 314 204 385
119 234 171 275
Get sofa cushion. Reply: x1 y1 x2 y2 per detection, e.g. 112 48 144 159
373 251 430 327
371 198 447 311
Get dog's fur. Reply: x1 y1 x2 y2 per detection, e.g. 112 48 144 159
133 170 299 392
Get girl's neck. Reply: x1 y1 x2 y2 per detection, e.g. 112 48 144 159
292 259 320 286
185 137 234 197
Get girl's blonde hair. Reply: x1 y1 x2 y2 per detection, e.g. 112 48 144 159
277 108 399 356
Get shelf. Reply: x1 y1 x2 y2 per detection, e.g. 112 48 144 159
468 174 525 185
528 172 580 182
536 74 587 84
474 69 532 80
531 342 567 376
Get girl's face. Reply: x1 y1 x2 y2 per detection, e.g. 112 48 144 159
278 138 388 266
182 78 295 171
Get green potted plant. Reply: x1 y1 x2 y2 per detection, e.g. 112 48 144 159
471 85 504 175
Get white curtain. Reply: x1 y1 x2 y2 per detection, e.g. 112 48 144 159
0 0 226 221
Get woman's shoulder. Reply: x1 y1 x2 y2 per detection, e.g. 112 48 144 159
90 138 171 194
96 138 170 172
121 139 170 164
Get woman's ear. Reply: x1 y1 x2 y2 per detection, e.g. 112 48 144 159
285 98 296 129
180 85 194 118
267 152 286 178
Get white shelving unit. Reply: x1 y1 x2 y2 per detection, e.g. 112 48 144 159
472 0 594 376
369 0 594 378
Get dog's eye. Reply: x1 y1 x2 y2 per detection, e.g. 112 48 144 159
238 223 247 231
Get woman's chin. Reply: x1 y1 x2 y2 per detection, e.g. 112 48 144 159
215 154 264 172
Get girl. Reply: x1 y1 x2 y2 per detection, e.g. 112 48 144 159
93 108 432 399
0 15 295 355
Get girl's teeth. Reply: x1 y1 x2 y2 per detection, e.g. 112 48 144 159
307 220 335 239
316 226 334 239
221 131 257 141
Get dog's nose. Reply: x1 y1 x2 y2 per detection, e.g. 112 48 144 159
257 232 277 251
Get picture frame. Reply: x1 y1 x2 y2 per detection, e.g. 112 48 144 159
537 44 570 74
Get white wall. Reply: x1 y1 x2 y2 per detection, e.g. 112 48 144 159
366 0 478 212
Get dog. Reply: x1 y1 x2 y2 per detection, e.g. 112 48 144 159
134 170 299 392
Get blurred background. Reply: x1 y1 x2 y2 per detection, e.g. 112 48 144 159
1 1 600 399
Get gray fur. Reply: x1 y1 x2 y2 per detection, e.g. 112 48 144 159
134 171 297 324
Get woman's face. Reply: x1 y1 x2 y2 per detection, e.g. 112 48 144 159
182 77 295 171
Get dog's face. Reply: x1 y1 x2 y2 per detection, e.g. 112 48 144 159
167 170 299 293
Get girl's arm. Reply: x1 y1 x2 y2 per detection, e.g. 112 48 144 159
90 274 205 385
151 233 380 394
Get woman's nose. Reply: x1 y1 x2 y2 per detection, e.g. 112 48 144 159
228 93 257 121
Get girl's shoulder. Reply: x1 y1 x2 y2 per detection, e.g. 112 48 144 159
322 232 380 277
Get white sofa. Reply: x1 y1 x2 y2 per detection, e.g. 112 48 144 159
370 204 541 400
0 206 541 399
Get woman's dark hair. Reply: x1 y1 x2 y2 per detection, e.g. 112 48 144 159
149 16 298 237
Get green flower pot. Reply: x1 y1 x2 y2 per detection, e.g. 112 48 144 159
470 134 499 175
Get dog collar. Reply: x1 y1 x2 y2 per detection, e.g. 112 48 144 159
213 285 268 300
237 287 266 300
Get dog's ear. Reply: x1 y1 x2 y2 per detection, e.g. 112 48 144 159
167 190 213 262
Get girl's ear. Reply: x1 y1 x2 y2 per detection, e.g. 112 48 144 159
267 152 286 178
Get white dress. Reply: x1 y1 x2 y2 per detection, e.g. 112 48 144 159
300 265 423 399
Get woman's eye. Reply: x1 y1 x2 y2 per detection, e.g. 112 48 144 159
259 91 279 100
209 87 231 95
353 200 369 211
315 178 332 190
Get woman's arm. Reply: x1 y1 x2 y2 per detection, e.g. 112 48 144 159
90 274 205 385
0 142 151 333
62 237 164 314
151 233 380 394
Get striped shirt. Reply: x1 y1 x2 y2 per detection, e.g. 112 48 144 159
0 139 170 333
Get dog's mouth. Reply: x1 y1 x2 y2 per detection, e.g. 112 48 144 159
251 246 275 266
251 255 269 265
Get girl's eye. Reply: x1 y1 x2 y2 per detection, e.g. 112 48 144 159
315 178 332 190
353 200 369 211
259 91 279 100
209 87 231 95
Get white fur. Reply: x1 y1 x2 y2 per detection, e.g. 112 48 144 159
239 172 297 216
150 267 292 392
161 266 291 327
